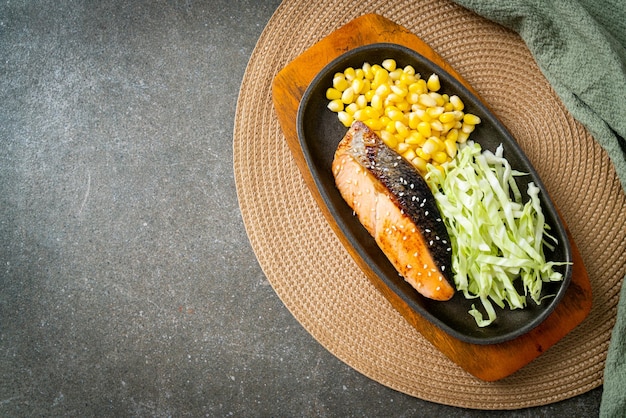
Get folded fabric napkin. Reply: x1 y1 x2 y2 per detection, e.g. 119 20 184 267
450 0 626 415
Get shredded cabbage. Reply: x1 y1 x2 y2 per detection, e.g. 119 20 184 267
425 142 565 327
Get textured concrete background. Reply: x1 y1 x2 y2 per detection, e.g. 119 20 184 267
0 1 603 416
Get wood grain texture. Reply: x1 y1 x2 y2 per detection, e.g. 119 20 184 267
271 13 592 382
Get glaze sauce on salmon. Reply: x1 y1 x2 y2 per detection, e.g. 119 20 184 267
333 121 454 301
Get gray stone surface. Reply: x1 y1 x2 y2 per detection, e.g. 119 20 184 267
0 1 602 416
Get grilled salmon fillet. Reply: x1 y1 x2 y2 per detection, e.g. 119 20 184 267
332 121 455 301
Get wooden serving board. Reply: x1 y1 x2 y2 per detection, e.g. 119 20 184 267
271 13 592 381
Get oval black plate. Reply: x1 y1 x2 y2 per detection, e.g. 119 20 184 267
296 43 572 345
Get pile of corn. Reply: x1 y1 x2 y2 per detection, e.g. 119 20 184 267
326 59 481 174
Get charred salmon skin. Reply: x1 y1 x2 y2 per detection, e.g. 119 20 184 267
332 121 455 301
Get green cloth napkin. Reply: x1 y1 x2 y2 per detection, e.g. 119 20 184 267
449 0 626 415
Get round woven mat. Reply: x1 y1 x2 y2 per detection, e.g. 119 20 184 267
233 0 626 410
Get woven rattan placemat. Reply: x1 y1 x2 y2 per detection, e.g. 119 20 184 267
233 0 626 409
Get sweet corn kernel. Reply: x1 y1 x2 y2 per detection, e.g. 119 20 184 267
444 139 458 158
380 130 397 148
385 121 396 134
430 120 444 133
412 156 428 172
387 108 404 121
406 92 419 104
408 80 425 94
442 121 456 133
461 123 475 134
427 74 440 91
446 128 459 142
463 114 481 125
426 106 444 119
439 112 456 124
415 148 431 161
397 142 410 154
366 118 385 131
387 93 403 103
371 94 384 110
433 136 445 151
395 121 409 138
414 108 430 122
417 79 428 93
353 109 366 122
333 76 349 91
395 101 410 112
417 121 431 138
429 92 444 106
355 94 368 109
403 149 417 161
376 84 391 97
408 112 419 129
362 62 373 78
382 59 396 71
422 138 440 155
345 103 359 115
337 111 353 127
450 95 464 111
418 93 437 108
373 68 389 86
405 131 424 145
363 106 380 119
391 85 407 97
326 87 342 100
400 72 415 85
352 79 365 95
388 69 402 81
432 151 449 164
341 88 355 104
327 99 343 112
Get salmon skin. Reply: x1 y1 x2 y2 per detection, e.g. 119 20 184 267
332 121 455 301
